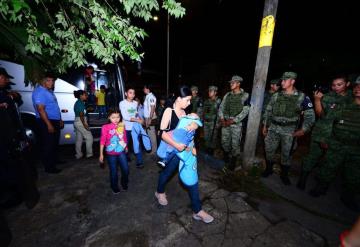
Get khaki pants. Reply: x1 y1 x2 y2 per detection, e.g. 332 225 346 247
146 125 157 154
74 117 93 159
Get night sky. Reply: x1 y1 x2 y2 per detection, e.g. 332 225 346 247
138 0 360 95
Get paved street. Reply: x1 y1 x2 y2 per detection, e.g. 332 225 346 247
4 146 352 247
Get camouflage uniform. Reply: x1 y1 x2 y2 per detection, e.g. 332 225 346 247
203 87 221 150
302 91 353 172
218 88 250 159
190 86 203 117
262 79 280 117
263 90 315 167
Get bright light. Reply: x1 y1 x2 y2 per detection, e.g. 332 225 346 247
153 16 159 21
64 133 71 139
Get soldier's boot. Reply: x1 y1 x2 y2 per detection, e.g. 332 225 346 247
280 165 291 185
296 171 310 190
261 160 274 178
228 156 237 171
309 182 328 197
340 191 360 212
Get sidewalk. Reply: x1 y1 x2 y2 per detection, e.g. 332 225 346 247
5 147 326 247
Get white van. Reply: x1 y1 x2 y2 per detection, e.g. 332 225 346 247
0 59 125 145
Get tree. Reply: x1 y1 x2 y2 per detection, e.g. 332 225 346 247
0 0 185 79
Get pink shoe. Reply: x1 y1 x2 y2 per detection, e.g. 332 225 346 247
155 192 168 206
193 210 214 224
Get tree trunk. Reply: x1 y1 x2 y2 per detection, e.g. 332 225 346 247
243 0 279 169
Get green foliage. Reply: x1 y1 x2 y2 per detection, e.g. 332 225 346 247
0 0 186 73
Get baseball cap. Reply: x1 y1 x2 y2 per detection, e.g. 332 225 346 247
280 71 297 80
229 75 243 83
270 79 280 84
208 85 218 91
190 85 198 91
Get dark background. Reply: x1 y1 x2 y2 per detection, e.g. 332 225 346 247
133 0 360 96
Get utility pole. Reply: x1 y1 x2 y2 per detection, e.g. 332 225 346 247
166 14 170 96
243 0 279 168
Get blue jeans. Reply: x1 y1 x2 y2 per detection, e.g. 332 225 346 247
106 153 129 190
157 155 202 213
97 105 107 118
126 130 143 165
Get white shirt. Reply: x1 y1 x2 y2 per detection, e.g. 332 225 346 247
144 92 157 118
119 99 138 130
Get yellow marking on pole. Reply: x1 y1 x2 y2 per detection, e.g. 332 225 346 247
259 15 275 48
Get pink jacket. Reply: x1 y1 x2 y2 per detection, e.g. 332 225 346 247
100 122 127 155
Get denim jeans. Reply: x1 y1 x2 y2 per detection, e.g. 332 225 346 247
126 130 143 165
106 153 129 190
157 155 202 213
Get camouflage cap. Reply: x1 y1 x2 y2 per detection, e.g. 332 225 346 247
190 85 198 91
270 79 280 84
280 71 297 80
208 85 218 91
228 75 243 83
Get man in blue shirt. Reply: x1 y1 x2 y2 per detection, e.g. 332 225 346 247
32 72 63 174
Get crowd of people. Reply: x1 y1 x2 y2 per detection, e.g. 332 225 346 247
1 65 360 244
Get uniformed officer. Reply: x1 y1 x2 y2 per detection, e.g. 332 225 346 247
297 75 352 190
262 71 315 185
218 75 250 170
190 85 203 116
263 78 281 115
309 77 360 211
203 85 221 155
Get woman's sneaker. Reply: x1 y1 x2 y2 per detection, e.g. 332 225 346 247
193 210 214 223
112 187 120 194
157 159 166 168
155 192 168 206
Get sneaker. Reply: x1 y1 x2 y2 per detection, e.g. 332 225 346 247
157 160 166 168
192 210 214 224
122 185 128 191
155 192 168 206
112 188 120 194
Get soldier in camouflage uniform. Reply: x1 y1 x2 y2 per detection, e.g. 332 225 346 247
219 75 250 170
262 72 315 185
263 79 281 116
297 75 352 190
190 85 203 116
309 78 360 211
203 86 222 155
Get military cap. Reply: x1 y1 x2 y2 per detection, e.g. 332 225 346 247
0 67 14 79
270 79 280 84
190 85 198 91
280 71 297 80
229 75 243 83
208 85 218 91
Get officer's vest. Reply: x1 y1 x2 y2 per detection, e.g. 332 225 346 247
272 92 304 119
223 92 244 118
203 98 220 121
333 103 360 145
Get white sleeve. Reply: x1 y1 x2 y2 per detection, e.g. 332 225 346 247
120 101 131 121
149 94 156 106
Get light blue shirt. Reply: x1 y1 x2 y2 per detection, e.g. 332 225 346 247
32 85 61 120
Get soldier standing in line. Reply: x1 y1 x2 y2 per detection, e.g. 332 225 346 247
203 85 221 155
218 75 250 170
297 75 352 190
262 72 315 185
190 85 203 116
309 77 360 211
263 78 281 115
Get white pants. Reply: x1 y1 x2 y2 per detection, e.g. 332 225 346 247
74 117 93 158
146 125 157 154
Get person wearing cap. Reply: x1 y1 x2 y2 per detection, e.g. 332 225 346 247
262 71 315 185
297 75 352 190
202 85 221 155
218 75 250 170
309 77 360 211
189 85 203 116
262 78 280 116
32 73 63 174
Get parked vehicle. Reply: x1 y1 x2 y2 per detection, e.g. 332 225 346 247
0 59 126 145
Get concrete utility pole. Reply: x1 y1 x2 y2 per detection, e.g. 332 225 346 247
243 0 279 168
166 14 170 96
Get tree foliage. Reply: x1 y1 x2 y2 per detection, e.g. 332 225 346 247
0 0 185 73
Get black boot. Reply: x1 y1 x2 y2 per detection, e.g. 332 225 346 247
262 160 274 178
223 152 230 163
340 191 360 212
296 171 310 190
280 165 291 185
228 156 237 171
309 182 328 197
